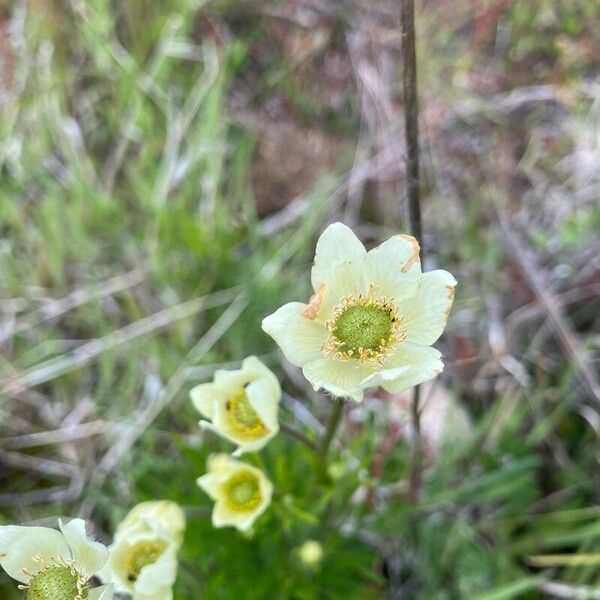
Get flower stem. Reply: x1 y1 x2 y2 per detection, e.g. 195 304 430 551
408 384 422 501
280 421 319 452
318 399 345 479
400 0 424 501
400 0 421 243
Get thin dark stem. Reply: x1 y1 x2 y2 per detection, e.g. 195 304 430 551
280 421 319 452
408 385 422 501
401 0 422 244
318 399 345 478
401 0 423 501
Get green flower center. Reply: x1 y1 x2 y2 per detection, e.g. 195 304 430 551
324 288 403 361
26 564 88 600
124 540 168 583
223 472 262 512
333 304 393 352
225 389 268 439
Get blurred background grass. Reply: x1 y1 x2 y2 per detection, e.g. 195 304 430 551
0 0 599 598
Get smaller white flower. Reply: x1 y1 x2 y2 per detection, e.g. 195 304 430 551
190 356 281 455
0 518 112 600
197 454 273 532
99 501 185 600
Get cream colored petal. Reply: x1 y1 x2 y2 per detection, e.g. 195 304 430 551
380 365 442 394
383 342 443 370
201 418 275 454
133 588 172 600
118 501 185 545
134 547 177 592
262 302 327 367
197 454 240 498
359 364 412 388
319 260 369 315
89 584 114 600
213 357 268 391
230 436 276 456
402 270 457 345
96 560 112 586
206 453 237 474
258 469 274 505
59 518 108 580
0 525 70 583
302 358 375 402
211 502 247 529
112 521 158 548
197 472 223 501
364 234 422 301
377 343 444 393
212 497 270 532
245 378 280 431
190 383 224 420
241 356 280 398
199 419 228 441
311 222 366 290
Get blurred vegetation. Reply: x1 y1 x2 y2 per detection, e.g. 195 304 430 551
0 1 599 598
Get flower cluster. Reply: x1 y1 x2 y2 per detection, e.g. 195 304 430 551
191 357 279 531
1 222 455 598
99 501 186 600
191 222 455 533
0 503 186 600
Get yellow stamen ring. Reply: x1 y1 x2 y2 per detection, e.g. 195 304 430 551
225 389 269 439
123 540 168 584
223 471 262 512
21 556 88 600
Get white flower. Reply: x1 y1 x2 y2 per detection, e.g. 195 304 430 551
0 518 113 600
99 501 185 600
190 356 281 455
197 454 273 532
262 222 456 402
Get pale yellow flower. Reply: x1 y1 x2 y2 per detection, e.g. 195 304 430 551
298 540 323 568
190 356 281 455
99 501 185 600
0 519 113 600
262 223 456 402
197 454 273 531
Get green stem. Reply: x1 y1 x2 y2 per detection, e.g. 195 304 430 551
408 385 422 501
280 421 319 452
318 399 345 479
